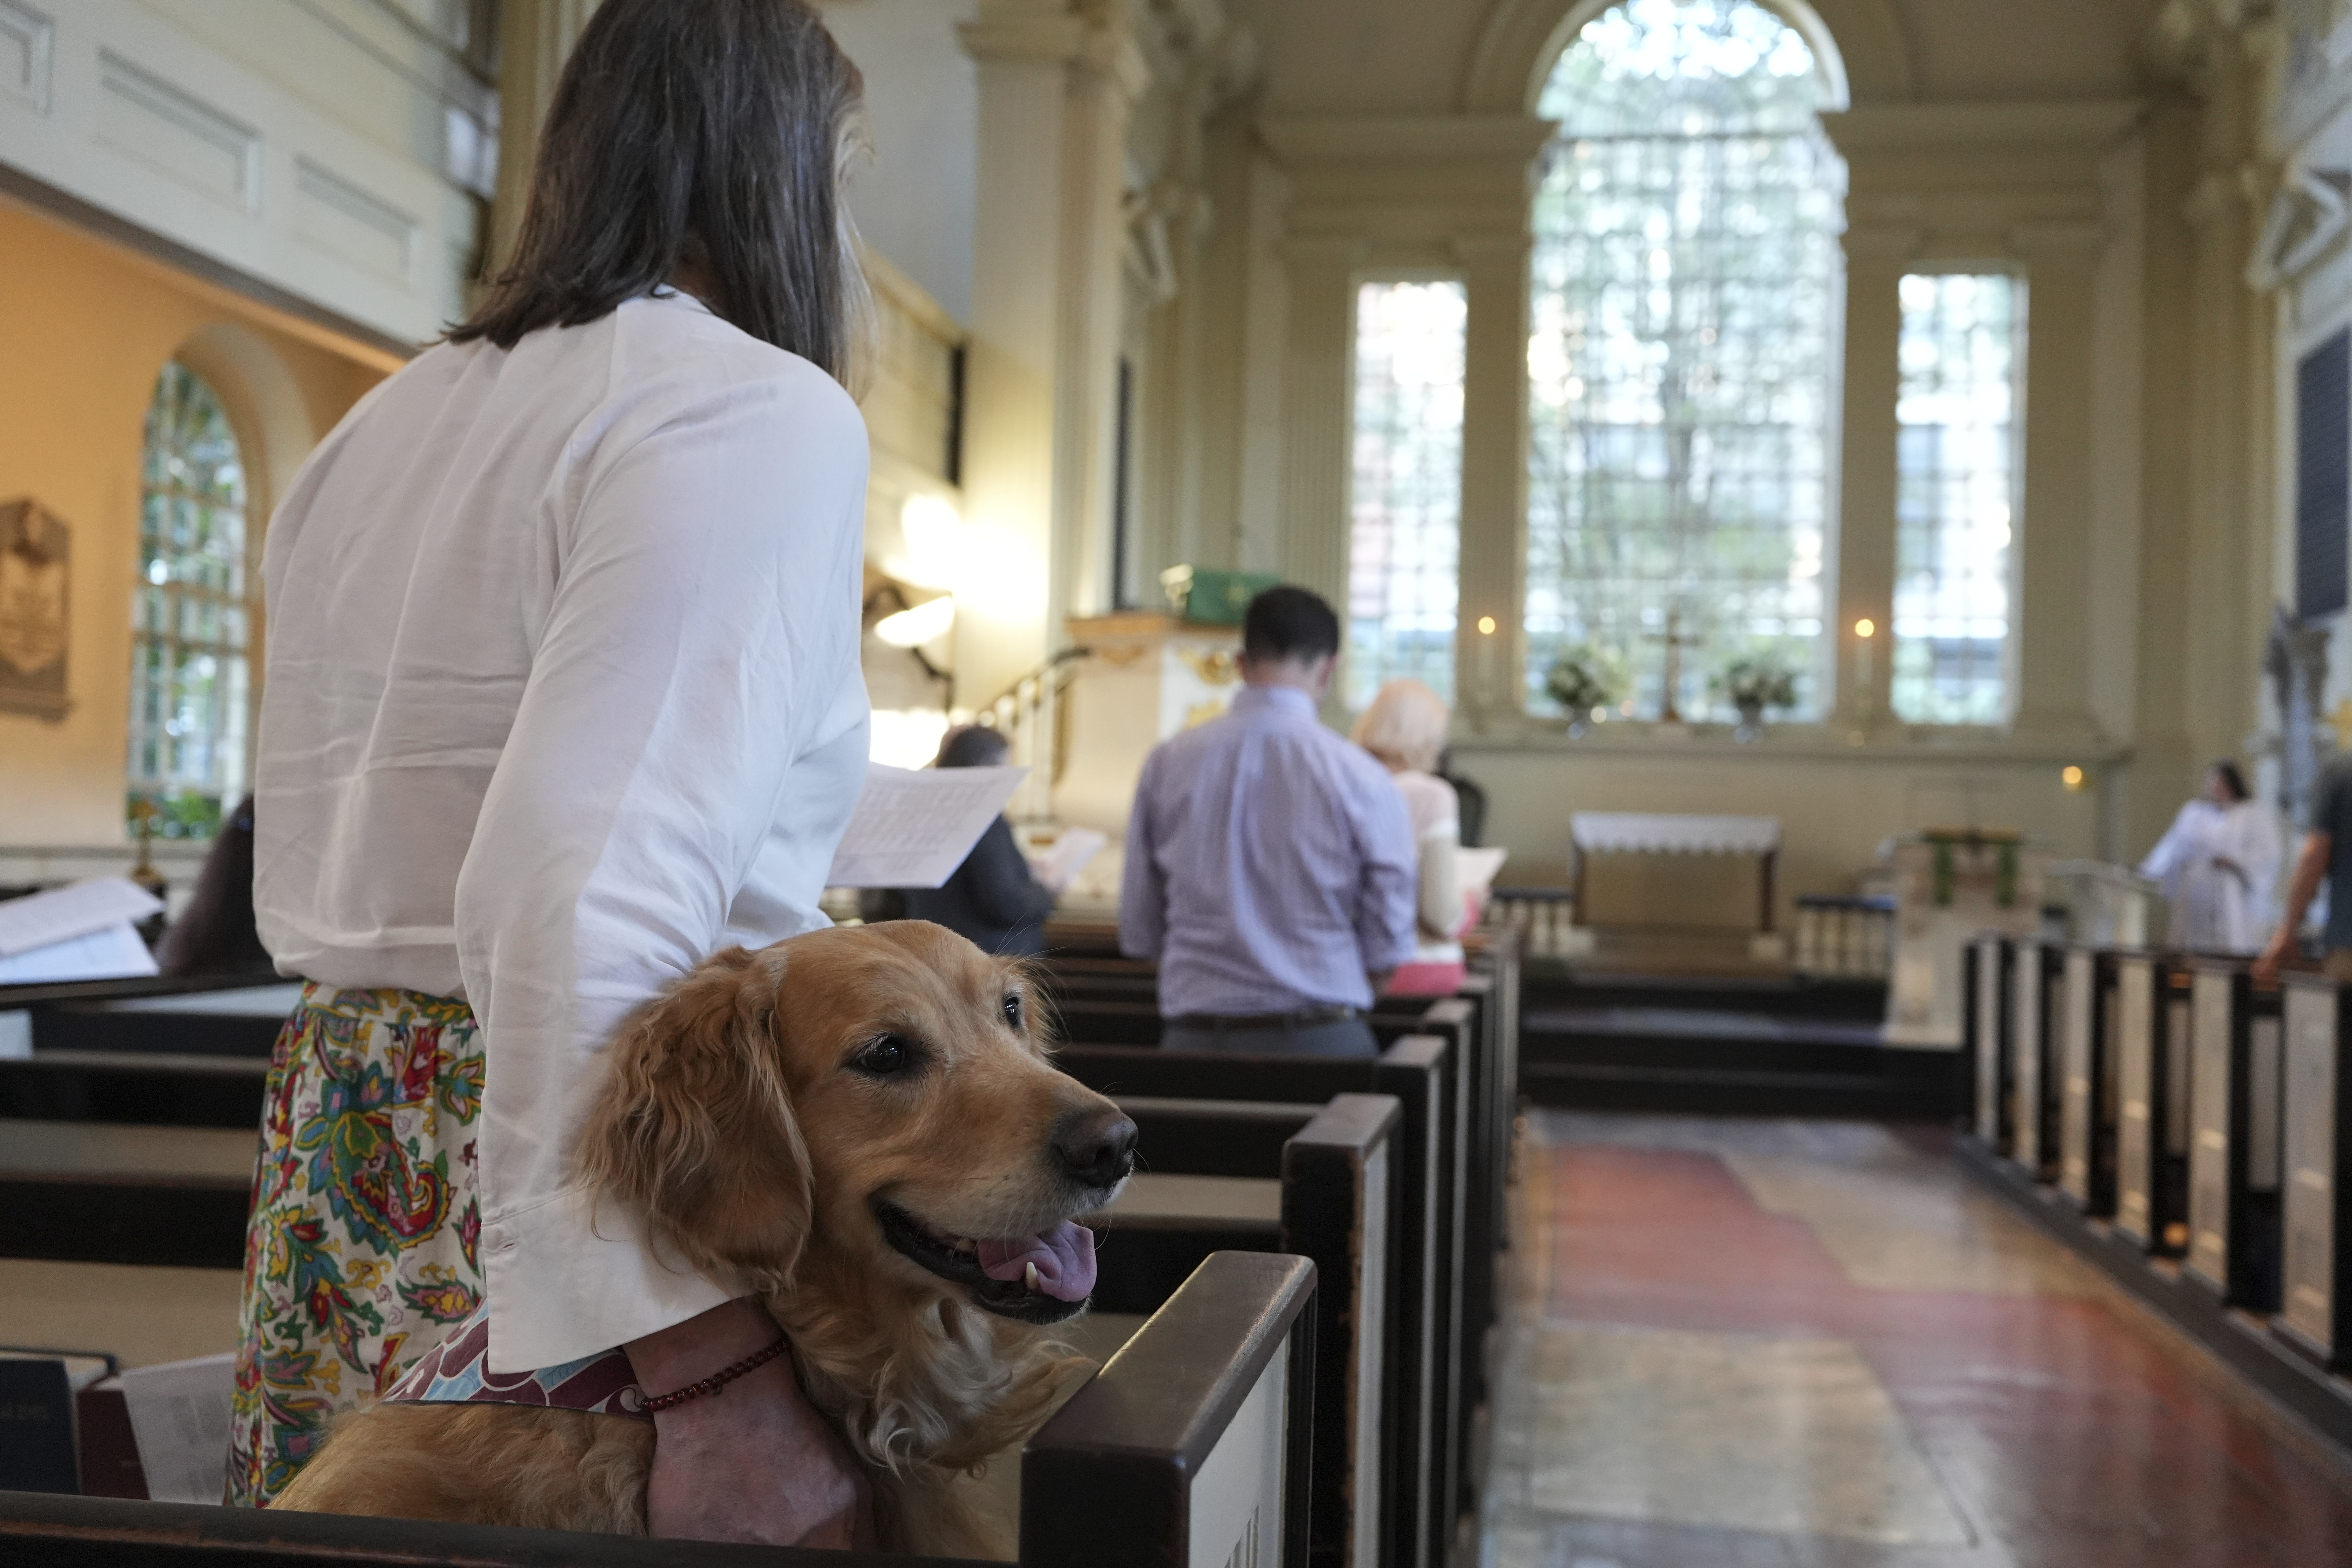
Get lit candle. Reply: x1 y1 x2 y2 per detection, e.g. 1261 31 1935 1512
1853 616 1875 715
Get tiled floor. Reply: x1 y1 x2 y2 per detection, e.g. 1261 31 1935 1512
1480 1113 2352 1567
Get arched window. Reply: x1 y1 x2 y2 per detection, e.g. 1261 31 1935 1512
128 361 251 839
1524 0 1842 722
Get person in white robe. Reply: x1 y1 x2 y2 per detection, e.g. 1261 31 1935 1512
2140 761 2281 954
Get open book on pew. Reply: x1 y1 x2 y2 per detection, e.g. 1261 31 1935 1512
0 879 163 986
825 761 1026 889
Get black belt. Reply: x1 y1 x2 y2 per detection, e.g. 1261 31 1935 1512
1169 1006 1361 1032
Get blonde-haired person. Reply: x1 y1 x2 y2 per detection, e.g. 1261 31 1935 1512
1354 679 1472 995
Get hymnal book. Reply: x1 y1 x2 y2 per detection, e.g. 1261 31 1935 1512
0 1348 115 1494
0 879 164 985
76 1377 149 1499
117 1351 236 1504
826 763 1027 890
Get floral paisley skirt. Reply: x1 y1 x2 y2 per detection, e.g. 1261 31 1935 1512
225 984 485 1507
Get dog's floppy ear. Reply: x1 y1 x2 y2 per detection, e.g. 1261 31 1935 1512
576 945 813 1293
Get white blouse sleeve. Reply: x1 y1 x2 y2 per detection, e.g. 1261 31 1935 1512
458 368 869 1372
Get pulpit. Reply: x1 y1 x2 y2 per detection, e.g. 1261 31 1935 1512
1052 612 1244 888
1883 831 2050 1048
2047 860 2167 948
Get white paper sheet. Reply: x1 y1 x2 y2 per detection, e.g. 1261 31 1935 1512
117 1351 236 1505
0 879 163 958
0 922 159 985
1457 846 1508 896
1025 826 1107 892
825 763 1027 890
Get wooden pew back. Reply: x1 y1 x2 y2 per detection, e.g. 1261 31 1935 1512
0 1253 1317 1568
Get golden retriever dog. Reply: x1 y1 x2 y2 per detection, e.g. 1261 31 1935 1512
275 921 1136 1556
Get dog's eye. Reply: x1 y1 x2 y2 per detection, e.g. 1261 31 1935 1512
1002 993 1023 1030
855 1035 908 1076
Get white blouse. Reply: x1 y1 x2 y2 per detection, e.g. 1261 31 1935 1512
254 292 871 1371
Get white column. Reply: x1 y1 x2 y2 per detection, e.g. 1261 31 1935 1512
956 0 1138 712
489 0 604 275
1454 235 1534 731
1832 225 1912 733
2010 220 2105 744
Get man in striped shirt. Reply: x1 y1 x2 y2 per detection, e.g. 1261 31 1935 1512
1120 587 1418 1056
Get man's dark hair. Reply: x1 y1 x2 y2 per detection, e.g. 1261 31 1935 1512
937 725 1011 769
2212 759 2250 802
1243 586 1342 664
451 0 866 386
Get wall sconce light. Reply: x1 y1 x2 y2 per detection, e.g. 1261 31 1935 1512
2061 765 2087 792
1476 615 1497 636
1854 617 1875 639
874 596 957 648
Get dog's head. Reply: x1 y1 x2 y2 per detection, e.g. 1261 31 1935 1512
577 922 1133 1326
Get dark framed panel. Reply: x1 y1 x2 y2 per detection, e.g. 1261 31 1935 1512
1972 934 2013 1151
2280 975 2352 1368
2058 947 2116 1214
2010 941 2062 1178
2187 963 2260 1303
2112 953 2185 1253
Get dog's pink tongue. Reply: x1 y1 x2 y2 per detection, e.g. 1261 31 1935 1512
976 1222 1096 1302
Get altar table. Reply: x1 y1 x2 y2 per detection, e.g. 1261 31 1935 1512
1568 812 1782 934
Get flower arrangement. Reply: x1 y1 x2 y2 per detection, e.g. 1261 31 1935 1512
1544 645 1621 718
1716 656 1800 714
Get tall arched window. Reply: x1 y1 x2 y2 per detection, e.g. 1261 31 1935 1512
1524 0 1842 722
128 361 251 839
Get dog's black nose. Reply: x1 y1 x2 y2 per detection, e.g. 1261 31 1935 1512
1055 1109 1137 1188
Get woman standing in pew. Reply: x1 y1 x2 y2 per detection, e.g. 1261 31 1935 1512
1354 680 1476 996
231 1 870 1545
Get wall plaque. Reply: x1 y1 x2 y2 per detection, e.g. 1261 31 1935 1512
0 497 71 720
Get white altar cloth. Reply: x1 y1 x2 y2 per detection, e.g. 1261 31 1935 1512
1570 813 1781 856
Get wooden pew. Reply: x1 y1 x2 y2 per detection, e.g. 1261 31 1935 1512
0 1250 1316 1568
1967 933 2014 1153
2280 971 2352 1371
1100 1093 1399 1568
0 980 287 1130
1025 1251 1318 1568
2112 951 2189 1254
2184 959 2284 1310
2008 939 2064 1180
1038 959 1510 1568
1049 1037 1453 1568
2057 945 2117 1215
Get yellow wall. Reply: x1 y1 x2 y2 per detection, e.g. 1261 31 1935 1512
0 197 393 848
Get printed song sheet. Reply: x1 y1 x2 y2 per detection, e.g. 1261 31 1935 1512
0 878 162 958
117 1352 236 1504
0 878 163 984
826 763 1027 890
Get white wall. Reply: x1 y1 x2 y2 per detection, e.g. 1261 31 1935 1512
816 0 979 325
0 0 492 346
